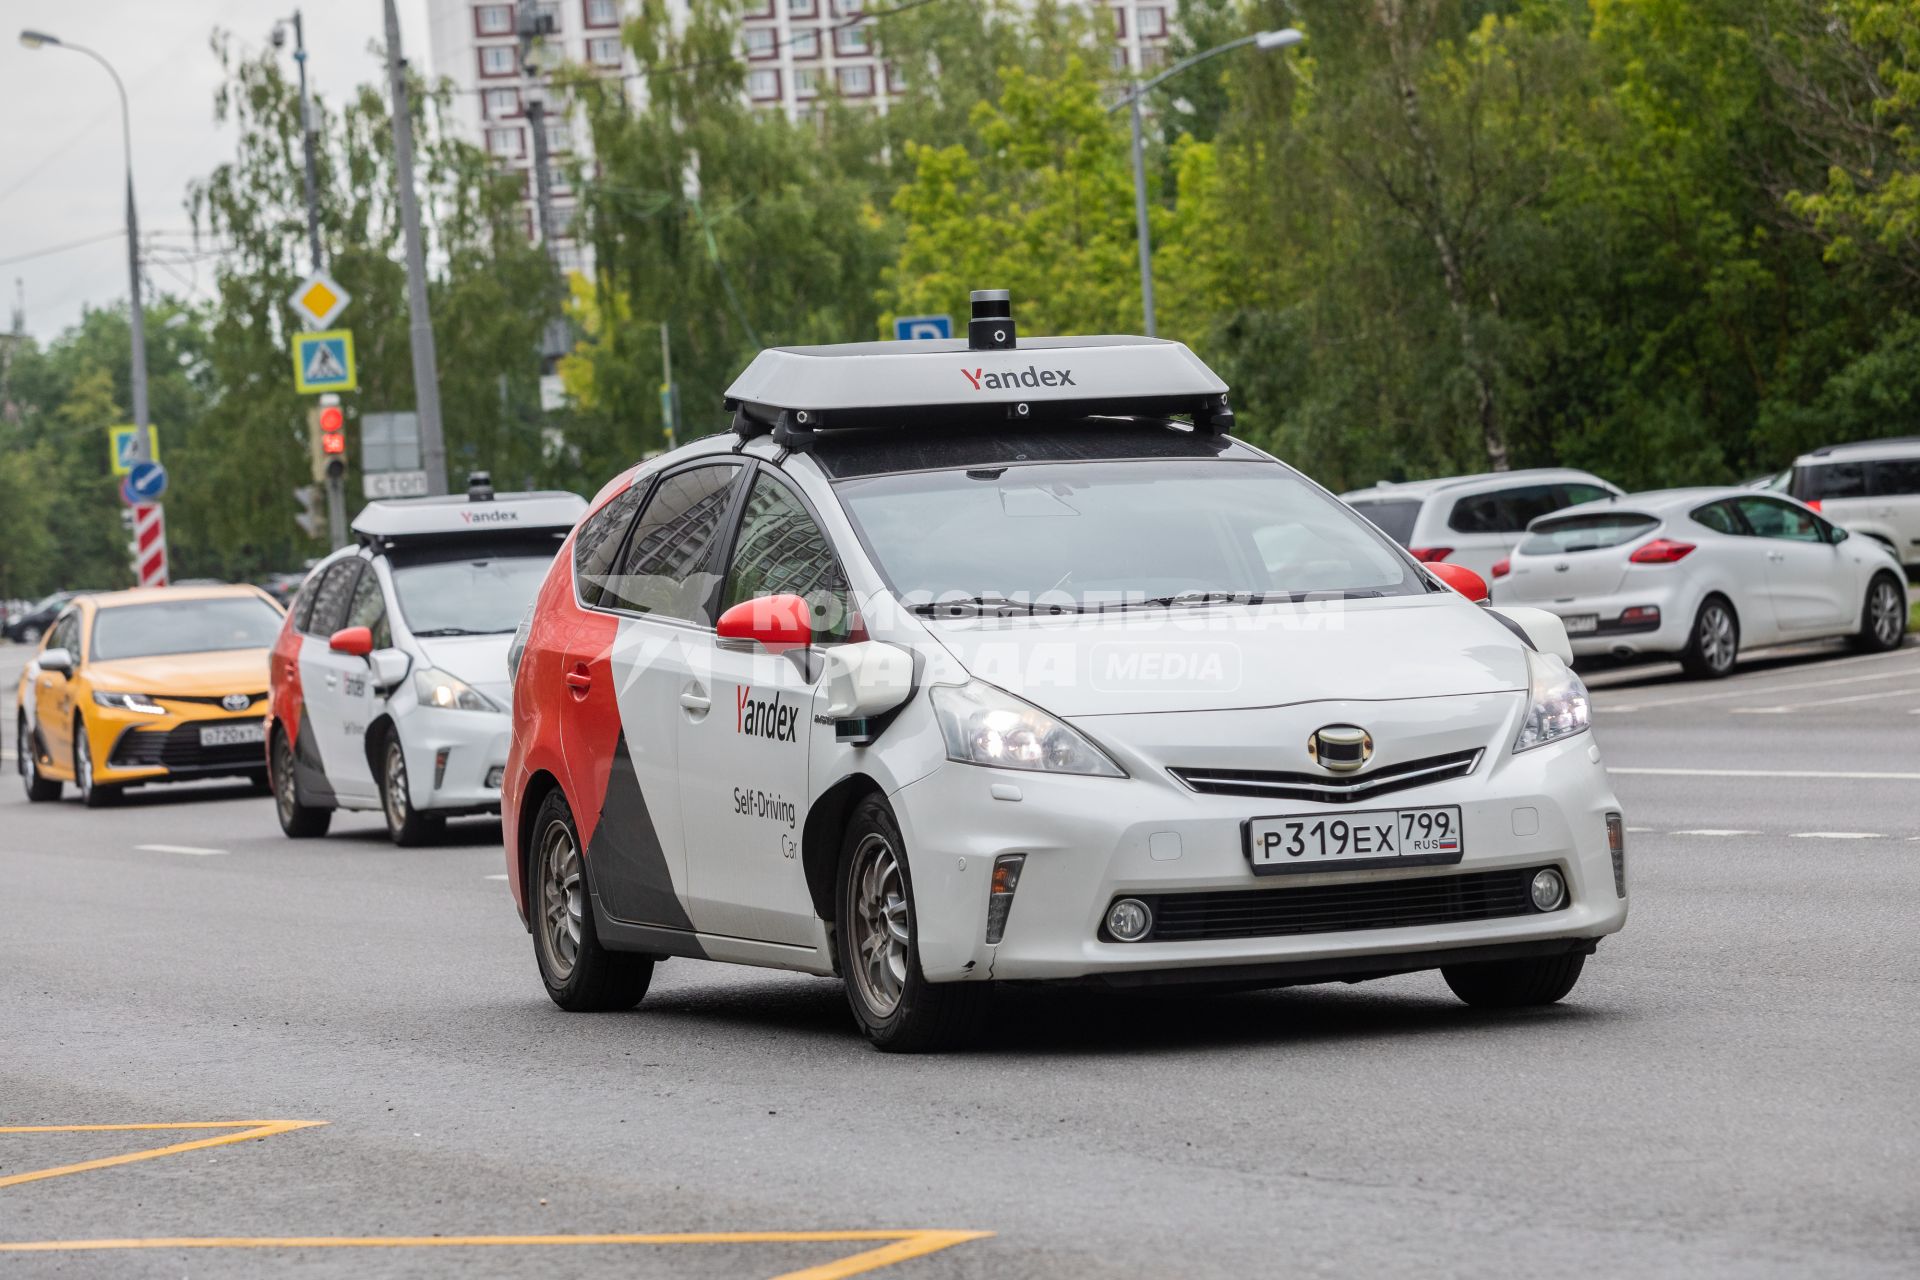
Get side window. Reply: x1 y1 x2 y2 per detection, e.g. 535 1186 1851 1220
1734 497 1823 542
1871 458 1920 496
305 560 362 636
1690 502 1740 536
291 572 319 632
1804 461 1868 500
1560 483 1612 507
48 611 79 657
1446 492 1503 534
1505 484 1570 529
1447 485 1563 534
605 463 743 623
573 479 651 607
722 473 852 640
345 564 392 649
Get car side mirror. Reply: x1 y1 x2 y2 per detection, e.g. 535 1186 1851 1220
820 642 914 720
36 647 74 676
1829 526 1849 544
716 593 813 655
1428 562 1490 605
1491 607 1575 665
329 626 374 658
369 648 410 692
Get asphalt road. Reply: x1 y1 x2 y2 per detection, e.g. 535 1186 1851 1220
3 637 1917 1278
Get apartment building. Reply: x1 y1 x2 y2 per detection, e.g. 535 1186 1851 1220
425 0 1176 260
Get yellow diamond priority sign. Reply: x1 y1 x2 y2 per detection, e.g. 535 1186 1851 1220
289 271 350 329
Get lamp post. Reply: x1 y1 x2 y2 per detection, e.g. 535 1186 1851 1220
19 29 150 461
1113 28 1305 337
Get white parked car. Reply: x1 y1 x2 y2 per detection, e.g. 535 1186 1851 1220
1342 469 1621 581
265 478 587 844
1500 487 1909 677
1782 438 1920 572
499 292 1629 1052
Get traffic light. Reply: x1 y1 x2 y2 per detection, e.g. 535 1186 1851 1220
292 486 323 539
309 393 346 482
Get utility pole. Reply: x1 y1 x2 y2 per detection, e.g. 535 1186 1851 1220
278 10 344 543
660 322 677 449
518 7 572 368
383 0 448 495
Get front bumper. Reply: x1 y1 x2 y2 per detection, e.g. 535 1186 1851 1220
98 705 267 783
398 706 510 814
891 730 1626 984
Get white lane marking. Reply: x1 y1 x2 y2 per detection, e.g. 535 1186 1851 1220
1610 767 1920 781
1730 686 1920 714
1789 831 1884 840
1592 652 1920 710
483 873 508 881
136 844 229 856
1672 829 1760 836
1626 826 1656 833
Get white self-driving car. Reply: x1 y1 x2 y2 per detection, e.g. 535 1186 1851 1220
501 292 1628 1052
266 479 586 844
1500 487 1908 677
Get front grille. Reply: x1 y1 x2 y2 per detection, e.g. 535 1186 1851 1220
1123 867 1550 943
109 720 266 771
1170 748 1482 804
158 691 266 709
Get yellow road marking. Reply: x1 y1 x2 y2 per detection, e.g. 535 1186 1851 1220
0 1121 324 1190
0 1229 994 1278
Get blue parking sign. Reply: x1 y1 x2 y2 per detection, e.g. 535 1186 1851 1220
893 314 953 341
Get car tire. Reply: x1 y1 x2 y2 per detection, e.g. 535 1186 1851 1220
19 624 42 644
18 714 60 803
1442 951 1586 1008
1679 596 1739 679
1853 573 1907 654
73 720 119 809
530 789 653 1012
833 794 989 1053
270 726 332 838
380 733 445 847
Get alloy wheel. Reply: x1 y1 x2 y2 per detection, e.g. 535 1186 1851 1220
1699 604 1736 673
76 729 94 799
537 818 584 983
273 733 299 824
1870 580 1903 648
383 741 410 830
847 832 910 1017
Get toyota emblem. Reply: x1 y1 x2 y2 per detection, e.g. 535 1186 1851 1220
221 693 251 712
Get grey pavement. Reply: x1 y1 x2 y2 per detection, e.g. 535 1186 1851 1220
2 638 1917 1278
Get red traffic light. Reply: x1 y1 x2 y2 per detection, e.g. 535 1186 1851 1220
318 404 345 434
321 432 346 455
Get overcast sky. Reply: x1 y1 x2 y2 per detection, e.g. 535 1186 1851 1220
1 0 432 343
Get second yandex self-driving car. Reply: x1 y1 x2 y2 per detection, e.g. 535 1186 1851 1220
501 291 1628 1051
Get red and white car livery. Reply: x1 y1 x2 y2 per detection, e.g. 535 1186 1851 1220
502 292 1628 1051
266 479 585 844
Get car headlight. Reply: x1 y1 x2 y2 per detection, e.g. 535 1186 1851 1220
1513 649 1591 753
93 691 167 715
930 681 1125 777
414 667 498 713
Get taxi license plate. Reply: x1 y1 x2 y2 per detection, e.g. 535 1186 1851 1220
1244 805 1464 875
200 723 265 748
1562 614 1599 635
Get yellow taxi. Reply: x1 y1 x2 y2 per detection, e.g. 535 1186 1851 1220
16 585 286 807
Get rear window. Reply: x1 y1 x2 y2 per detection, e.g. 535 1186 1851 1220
1345 499 1421 545
1519 513 1659 556
1796 461 1868 501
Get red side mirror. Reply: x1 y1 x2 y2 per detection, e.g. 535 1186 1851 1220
1429 562 1490 605
329 625 374 657
716 594 813 654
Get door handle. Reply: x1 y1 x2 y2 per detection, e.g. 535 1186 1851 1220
1766 551 1785 562
564 665 592 698
679 684 711 713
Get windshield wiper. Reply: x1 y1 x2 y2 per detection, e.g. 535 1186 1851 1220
411 627 514 637
909 595 1082 617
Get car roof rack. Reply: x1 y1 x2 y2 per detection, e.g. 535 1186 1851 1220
721 289 1233 451
351 486 587 546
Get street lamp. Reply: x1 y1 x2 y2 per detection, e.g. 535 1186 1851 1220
18 28 151 464
1112 28 1305 337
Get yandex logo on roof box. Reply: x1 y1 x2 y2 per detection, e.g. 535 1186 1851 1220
960 365 1076 392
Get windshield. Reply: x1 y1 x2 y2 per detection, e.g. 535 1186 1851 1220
1519 513 1659 556
90 597 284 661
390 555 552 635
835 459 1421 609
1345 498 1422 545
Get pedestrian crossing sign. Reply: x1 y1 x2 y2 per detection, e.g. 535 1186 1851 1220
292 329 357 394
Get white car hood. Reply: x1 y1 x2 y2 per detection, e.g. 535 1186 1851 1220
413 633 515 707
918 595 1529 717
